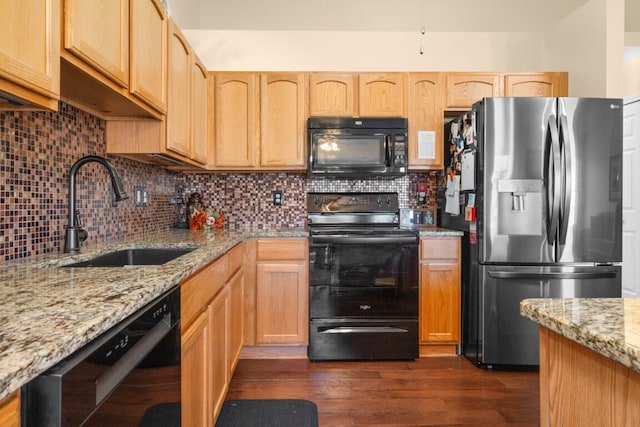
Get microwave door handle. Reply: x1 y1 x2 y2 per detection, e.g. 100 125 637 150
385 135 392 167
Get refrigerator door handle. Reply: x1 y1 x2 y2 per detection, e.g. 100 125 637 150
545 115 562 245
488 271 618 280
558 114 573 248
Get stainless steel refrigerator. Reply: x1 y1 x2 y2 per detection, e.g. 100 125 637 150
439 97 623 368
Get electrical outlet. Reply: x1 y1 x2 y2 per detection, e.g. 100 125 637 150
272 190 283 206
134 186 148 207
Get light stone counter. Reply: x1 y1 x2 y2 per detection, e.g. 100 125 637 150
0 225 459 401
520 298 640 373
0 227 305 401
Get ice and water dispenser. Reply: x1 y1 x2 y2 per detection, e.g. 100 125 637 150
497 179 543 235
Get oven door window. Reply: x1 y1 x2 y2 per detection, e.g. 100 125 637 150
309 239 418 318
312 134 386 167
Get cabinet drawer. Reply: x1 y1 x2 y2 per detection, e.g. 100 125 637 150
181 255 229 330
228 242 245 275
421 238 460 261
257 239 307 261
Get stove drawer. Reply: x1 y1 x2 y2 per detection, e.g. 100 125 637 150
308 319 418 361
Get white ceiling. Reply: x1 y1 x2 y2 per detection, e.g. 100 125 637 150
168 0 640 33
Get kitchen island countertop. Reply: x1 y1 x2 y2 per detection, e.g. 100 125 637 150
0 225 459 400
520 298 640 373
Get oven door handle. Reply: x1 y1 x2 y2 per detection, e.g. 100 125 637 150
95 313 172 405
320 326 409 334
310 235 417 245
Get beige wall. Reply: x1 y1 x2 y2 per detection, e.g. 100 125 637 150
184 30 546 72
544 0 625 97
624 57 640 96
176 0 630 97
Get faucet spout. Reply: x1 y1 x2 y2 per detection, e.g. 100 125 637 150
64 155 128 253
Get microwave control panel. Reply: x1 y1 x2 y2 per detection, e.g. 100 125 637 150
393 135 407 166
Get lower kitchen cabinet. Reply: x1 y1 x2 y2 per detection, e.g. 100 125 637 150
181 311 209 427
180 242 245 425
209 286 229 419
255 238 308 345
419 237 461 350
0 390 19 427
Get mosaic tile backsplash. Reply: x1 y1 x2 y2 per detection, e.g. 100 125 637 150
0 103 178 261
181 172 439 229
1 101 439 261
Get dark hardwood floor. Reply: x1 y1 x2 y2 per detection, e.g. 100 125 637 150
225 356 540 426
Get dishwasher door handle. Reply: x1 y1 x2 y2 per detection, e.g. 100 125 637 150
95 313 172 405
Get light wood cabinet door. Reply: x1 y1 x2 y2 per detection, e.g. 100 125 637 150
420 261 460 343
419 237 461 344
228 268 244 376
444 73 500 110
209 286 229 421
358 73 406 117
503 72 568 97
407 73 444 169
0 390 19 427
130 0 167 113
166 19 191 159
191 57 208 164
256 261 308 345
213 73 259 168
309 72 356 116
181 311 210 427
259 72 307 169
0 0 60 110
64 0 129 88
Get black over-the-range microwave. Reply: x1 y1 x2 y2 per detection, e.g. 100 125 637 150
308 117 408 177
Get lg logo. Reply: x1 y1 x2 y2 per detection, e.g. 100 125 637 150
359 305 372 310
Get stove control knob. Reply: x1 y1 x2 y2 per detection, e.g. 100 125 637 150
312 196 320 205
324 197 330 205
386 196 391 205
376 196 382 205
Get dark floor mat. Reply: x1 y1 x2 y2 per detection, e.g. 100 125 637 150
215 399 319 427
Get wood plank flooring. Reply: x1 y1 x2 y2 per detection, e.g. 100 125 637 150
225 356 539 426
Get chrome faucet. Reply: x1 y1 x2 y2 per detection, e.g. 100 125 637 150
64 155 128 253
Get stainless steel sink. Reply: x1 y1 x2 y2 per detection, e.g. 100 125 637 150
62 247 196 267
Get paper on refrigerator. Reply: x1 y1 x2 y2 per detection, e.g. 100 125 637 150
460 150 475 190
445 175 461 215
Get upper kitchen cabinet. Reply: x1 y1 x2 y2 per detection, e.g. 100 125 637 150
0 0 60 111
60 0 166 119
63 0 129 88
191 57 209 165
129 0 168 113
211 72 259 168
309 72 405 118
359 73 406 117
444 73 500 111
407 73 444 170
106 19 208 168
211 72 306 171
308 73 356 116
259 73 307 169
166 19 191 159
503 72 568 97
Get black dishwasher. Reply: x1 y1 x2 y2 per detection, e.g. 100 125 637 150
22 286 181 426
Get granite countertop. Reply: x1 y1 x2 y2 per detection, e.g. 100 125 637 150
412 226 464 237
0 225 460 401
521 298 640 373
